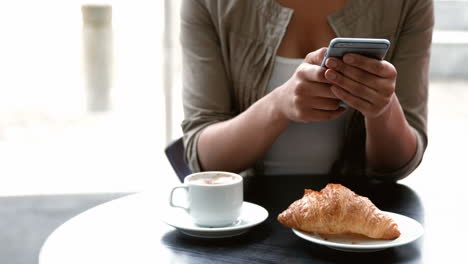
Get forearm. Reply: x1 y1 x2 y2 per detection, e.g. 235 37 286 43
197 91 289 172
365 94 417 171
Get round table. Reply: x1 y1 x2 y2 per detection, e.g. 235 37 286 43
38 175 457 264
39 191 175 264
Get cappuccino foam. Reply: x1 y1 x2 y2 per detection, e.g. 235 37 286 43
191 174 237 185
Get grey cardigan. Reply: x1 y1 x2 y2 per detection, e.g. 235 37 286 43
180 0 434 182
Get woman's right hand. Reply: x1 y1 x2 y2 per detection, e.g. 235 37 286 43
273 48 346 123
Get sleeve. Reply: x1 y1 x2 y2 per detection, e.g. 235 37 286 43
180 0 235 172
367 0 434 181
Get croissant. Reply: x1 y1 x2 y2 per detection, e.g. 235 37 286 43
277 184 400 240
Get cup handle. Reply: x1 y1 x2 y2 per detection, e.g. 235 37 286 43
169 185 189 213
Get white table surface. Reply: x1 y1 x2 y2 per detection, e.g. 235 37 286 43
39 192 177 264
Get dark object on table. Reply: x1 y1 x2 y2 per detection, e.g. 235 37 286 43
165 137 192 182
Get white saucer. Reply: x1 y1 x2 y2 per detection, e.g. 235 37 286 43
161 202 269 238
292 212 424 252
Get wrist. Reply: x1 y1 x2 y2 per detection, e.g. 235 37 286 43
364 93 417 171
365 94 397 127
268 86 290 127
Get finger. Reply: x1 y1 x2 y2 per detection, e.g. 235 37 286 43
325 57 383 91
296 63 329 83
294 96 342 111
324 69 377 103
294 81 337 99
304 48 328 66
342 54 397 78
331 85 372 113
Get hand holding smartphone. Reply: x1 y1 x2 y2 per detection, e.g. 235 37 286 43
321 37 390 67
321 38 391 107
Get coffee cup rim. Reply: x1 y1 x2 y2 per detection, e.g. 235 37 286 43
184 171 242 186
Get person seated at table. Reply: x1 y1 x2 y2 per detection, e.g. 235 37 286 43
180 0 434 182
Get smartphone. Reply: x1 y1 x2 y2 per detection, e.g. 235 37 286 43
321 38 390 67
321 38 390 107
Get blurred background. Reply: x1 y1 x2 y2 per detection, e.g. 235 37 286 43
0 0 175 196
0 0 467 263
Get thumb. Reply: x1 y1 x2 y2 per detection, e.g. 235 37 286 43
304 47 328 65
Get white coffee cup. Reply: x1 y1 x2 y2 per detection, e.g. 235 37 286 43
169 171 243 227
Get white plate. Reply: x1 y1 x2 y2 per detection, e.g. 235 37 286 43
292 212 424 252
162 202 269 238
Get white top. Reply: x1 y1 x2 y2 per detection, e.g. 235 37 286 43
263 56 347 175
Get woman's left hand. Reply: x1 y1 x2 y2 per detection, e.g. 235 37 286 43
323 54 397 119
